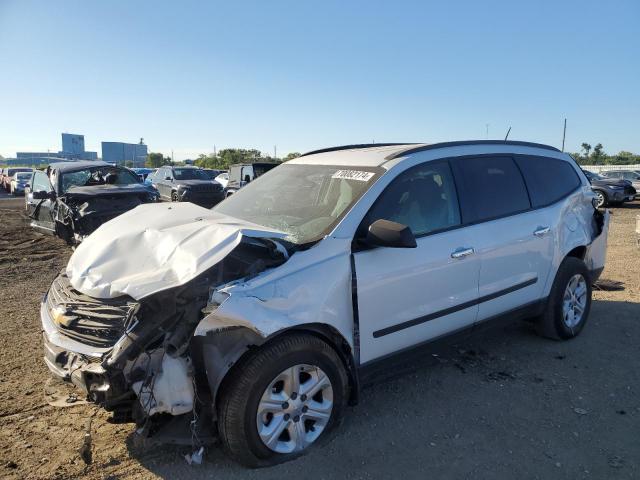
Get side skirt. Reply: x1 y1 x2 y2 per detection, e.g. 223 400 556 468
357 298 547 387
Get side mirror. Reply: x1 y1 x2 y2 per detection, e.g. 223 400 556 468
165 176 172 181
243 175 251 183
25 184 30 189
32 190 53 200
366 219 417 248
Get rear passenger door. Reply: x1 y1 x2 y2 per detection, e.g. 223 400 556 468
451 155 552 322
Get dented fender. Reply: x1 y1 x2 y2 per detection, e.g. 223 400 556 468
192 237 357 404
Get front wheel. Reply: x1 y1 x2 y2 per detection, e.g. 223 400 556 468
536 257 592 340
217 333 349 467
593 190 607 208
171 191 179 202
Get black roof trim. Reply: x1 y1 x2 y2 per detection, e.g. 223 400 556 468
384 140 561 160
300 143 418 157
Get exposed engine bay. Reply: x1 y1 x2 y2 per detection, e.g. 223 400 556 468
43 237 289 431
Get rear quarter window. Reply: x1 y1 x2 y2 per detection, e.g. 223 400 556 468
452 156 530 223
515 156 581 208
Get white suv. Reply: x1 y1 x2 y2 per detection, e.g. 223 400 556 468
43 141 609 467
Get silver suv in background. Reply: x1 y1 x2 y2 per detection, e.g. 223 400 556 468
41 141 608 467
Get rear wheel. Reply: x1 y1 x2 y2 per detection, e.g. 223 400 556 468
217 333 349 467
536 257 592 340
171 191 179 202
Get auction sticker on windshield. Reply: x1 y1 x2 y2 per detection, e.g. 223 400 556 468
331 170 375 181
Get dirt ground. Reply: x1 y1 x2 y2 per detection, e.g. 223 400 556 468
0 195 638 480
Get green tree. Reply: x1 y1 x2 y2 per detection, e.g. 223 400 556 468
282 152 301 162
146 152 171 168
581 143 591 158
591 143 605 164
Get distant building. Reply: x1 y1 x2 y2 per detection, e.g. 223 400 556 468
4 156 69 166
102 139 148 167
62 133 85 155
15 133 98 165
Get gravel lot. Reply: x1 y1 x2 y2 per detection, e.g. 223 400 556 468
0 196 638 479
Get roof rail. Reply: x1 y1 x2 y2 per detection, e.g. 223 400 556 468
384 140 561 160
300 143 417 157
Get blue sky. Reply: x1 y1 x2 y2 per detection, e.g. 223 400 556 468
1 0 638 160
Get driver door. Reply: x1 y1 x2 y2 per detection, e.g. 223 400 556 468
353 161 480 364
157 168 172 199
26 170 56 233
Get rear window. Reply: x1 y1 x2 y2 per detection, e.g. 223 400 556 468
452 156 530 223
515 156 581 208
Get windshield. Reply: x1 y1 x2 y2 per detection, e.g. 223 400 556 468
200 170 217 180
16 172 31 181
213 164 382 244
584 170 604 181
174 168 207 180
61 166 141 193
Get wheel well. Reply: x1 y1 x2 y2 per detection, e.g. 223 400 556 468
211 324 360 410
285 324 360 405
566 246 586 260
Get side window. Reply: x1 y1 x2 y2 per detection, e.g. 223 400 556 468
32 171 52 193
515 156 581 208
452 156 530 223
364 161 461 236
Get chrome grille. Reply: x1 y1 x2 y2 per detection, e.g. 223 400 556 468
46 274 139 348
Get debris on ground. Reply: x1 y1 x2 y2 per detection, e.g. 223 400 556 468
79 418 93 465
593 279 625 291
184 447 204 465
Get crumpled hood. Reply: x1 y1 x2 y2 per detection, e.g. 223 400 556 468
66 202 287 300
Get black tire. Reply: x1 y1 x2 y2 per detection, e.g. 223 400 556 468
217 333 349 468
171 191 179 202
536 256 592 340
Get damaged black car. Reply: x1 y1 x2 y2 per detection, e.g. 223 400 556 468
26 161 159 244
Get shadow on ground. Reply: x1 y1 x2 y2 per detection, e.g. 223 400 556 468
126 299 640 480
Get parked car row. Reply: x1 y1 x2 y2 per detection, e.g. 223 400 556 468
581 169 637 207
0 167 34 194
39 141 610 467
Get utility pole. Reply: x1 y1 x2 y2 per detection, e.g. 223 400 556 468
213 145 217 158
485 124 489 139
171 149 174 164
274 145 277 160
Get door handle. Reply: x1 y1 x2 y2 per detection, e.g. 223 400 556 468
533 226 551 237
451 247 474 259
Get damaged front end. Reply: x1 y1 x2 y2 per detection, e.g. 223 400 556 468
42 237 288 431
53 187 158 244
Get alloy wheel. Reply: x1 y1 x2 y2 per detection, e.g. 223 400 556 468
562 274 587 328
256 364 333 454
